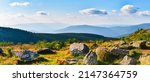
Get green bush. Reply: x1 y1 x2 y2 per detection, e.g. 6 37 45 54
94 39 104 44
66 38 78 44
47 41 65 50
35 40 48 48
36 40 65 50
5 48 13 57
0 42 14 46
128 50 141 58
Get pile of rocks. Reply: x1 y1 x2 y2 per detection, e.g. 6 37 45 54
69 43 97 65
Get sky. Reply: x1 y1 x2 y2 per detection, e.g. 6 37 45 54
0 0 150 26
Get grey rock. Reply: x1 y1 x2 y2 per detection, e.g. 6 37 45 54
83 51 97 65
110 48 129 57
66 59 78 65
120 55 137 65
15 50 39 61
37 48 55 54
70 43 89 56
0 48 3 53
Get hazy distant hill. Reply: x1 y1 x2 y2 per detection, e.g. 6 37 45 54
56 23 150 37
0 27 112 43
55 25 118 37
110 23 150 37
124 29 150 41
10 23 68 33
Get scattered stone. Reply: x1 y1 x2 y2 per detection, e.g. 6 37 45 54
37 48 55 54
120 55 137 65
110 48 129 57
15 50 39 61
66 59 78 65
0 48 3 53
130 41 148 49
70 43 89 56
83 51 97 65
139 54 150 65
119 40 126 45
96 47 110 61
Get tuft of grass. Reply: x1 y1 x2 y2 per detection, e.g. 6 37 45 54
128 50 141 58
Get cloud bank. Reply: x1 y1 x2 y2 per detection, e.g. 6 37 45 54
120 5 139 15
9 2 30 7
36 11 48 16
79 8 108 16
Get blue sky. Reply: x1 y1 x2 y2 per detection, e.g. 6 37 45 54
0 0 150 26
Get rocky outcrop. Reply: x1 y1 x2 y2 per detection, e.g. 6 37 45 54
130 41 148 49
139 54 150 65
15 50 39 61
110 48 129 57
37 48 55 54
83 51 97 65
0 48 3 53
120 55 137 65
70 43 89 56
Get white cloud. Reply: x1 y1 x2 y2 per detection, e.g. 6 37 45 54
112 10 117 13
36 11 48 16
79 8 108 16
15 13 24 17
120 5 139 15
9 2 30 7
137 11 150 16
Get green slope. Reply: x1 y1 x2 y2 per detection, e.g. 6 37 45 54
123 29 150 41
0 27 113 43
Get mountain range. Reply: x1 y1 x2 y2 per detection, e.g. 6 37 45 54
0 27 112 43
10 23 69 33
56 23 150 37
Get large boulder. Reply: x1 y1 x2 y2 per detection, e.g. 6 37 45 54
120 55 137 65
139 54 150 65
70 43 89 56
15 50 39 61
37 48 55 54
96 47 110 61
83 51 97 65
0 48 3 53
110 48 129 57
130 41 148 49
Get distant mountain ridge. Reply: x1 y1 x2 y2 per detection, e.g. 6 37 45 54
10 23 69 33
56 23 150 37
0 26 112 43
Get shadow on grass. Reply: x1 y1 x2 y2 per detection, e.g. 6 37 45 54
17 57 49 65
